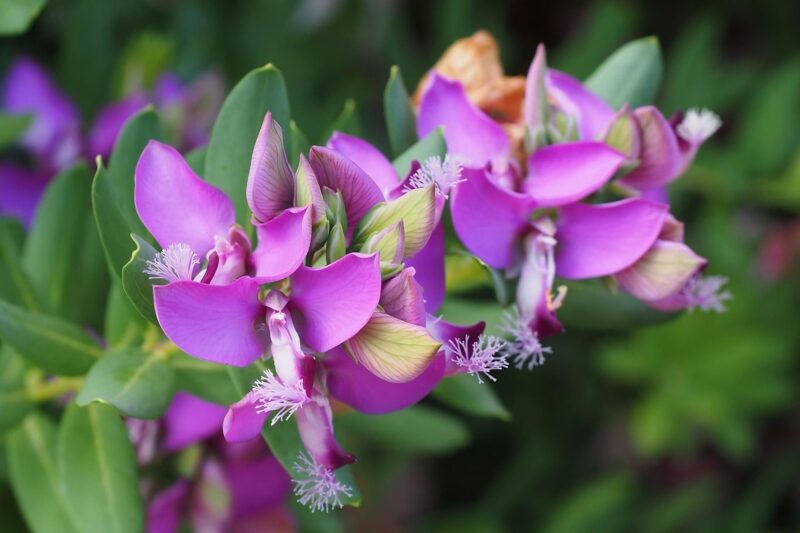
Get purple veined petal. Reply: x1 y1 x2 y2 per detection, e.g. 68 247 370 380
426 316 486 376
546 70 615 140
295 393 354 470
135 141 235 255
308 146 385 229
246 112 295 222
523 141 625 207
289 253 381 352
225 453 291 519
618 106 683 191
555 198 669 279
524 43 548 137
251 206 312 283
153 277 266 366
223 392 269 443
146 480 190 533
2 58 81 171
417 73 509 167
450 167 535 269
327 132 399 196
615 240 707 301
325 346 446 414
162 392 228 452
406 222 445 313
379 268 426 326
0 163 49 227
86 93 149 160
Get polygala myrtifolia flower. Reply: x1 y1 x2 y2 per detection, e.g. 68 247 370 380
405 30 729 366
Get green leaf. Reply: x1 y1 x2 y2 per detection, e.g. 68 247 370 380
288 120 310 168
323 99 359 141
557 279 678 331
384 65 417 157
7 413 80 533
23 163 109 325
0 0 47 35
0 346 33 433
542 474 635 533
432 374 510 420
392 127 446 177
77 349 175 419
337 406 470 455
227 364 361 507
0 218 41 311
170 352 240 405
0 299 101 375
185 145 207 176
104 283 145 349
120 234 160 324
0 113 32 148
585 37 663 109
205 64 290 223
58 403 143 533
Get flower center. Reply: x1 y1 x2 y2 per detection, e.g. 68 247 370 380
143 243 199 283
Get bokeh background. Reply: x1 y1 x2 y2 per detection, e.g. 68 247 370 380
2 0 799 531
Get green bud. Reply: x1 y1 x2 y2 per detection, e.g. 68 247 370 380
326 223 346 263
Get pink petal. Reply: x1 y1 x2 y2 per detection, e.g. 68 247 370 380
380 268 426 327
288 253 381 352
417 73 509 167
223 392 269 443
618 106 682 190
555 198 669 279
546 70 615 140
153 278 265 366
450 168 534 269
225 453 291 518
524 44 548 136
406 222 446 313
426 316 486 376
87 93 148 160
146 480 190 533
325 346 446 414
246 112 295 222
135 141 235 255
308 146 385 229
0 163 49 227
251 206 311 283
523 141 625 207
162 392 227 452
296 394 354 470
327 132 399 196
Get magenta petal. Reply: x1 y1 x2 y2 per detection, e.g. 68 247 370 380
0 163 49 227
619 106 682 190
417 73 509 167
251 206 311 283
135 141 235 255
146 480 190 533
547 70 615 140
406 222 445 313
450 168 534 269
296 394 354 470
524 141 625 207
308 146 384 228
380 268 426 326
524 44 548 135
289 253 381 352
225 453 290 518
153 278 265 366
326 346 446 414
2 58 81 171
87 93 148 160
246 112 295 222
162 392 227 452
555 199 669 279
426 316 486 376
327 132 399 196
223 392 269 443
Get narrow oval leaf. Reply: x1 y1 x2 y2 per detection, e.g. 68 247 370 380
323 99 360 140
170 352 240 406
0 0 47 35
205 64 291 223
0 217 42 311
392 127 446 177
0 346 33 433
288 120 310 169
0 298 101 375
0 112 33 147
77 349 175 419
345 312 441 383
121 233 160 323
432 373 511 420
384 65 417 157
353 185 435 258
7 413 81 533
585 37 663 109
58 402 143 533
104 283 145 349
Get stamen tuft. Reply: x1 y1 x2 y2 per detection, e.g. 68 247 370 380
677 108 721 144
680 274 732 313
405 155 464 198
292 453 353 512
143 243 199 283
449 334 508 384
501 306 553 370
252 370 310 425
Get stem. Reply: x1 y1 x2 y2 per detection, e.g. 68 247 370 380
26 376 84 402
